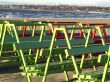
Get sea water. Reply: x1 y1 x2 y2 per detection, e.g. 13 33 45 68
0 9 110 18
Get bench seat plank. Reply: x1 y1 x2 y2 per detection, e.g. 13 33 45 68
65 43 110 56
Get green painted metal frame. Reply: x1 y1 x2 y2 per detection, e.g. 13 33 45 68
17 27 71 82
0 21 53 69
0 20 109 82
64 23 108 82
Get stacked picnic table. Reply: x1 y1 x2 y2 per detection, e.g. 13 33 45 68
0 20 110 82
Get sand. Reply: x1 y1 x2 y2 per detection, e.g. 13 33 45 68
0 65 110 82
0 18 110 24
0 66 74 82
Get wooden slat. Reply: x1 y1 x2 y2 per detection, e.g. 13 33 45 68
66 43 110 56
14 38 94 50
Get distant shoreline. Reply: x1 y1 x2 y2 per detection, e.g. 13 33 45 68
0 8 96 13
0 5 110 13
0 8 107 14
0 8 76 12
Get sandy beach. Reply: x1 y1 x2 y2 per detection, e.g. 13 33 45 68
0 66 74 82
0 66 110 82
0 18 110 24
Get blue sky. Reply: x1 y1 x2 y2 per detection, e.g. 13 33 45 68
0 0 110 7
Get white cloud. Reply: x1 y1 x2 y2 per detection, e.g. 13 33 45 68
100 0 110 1
0 0 110 7
0 0 99 4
